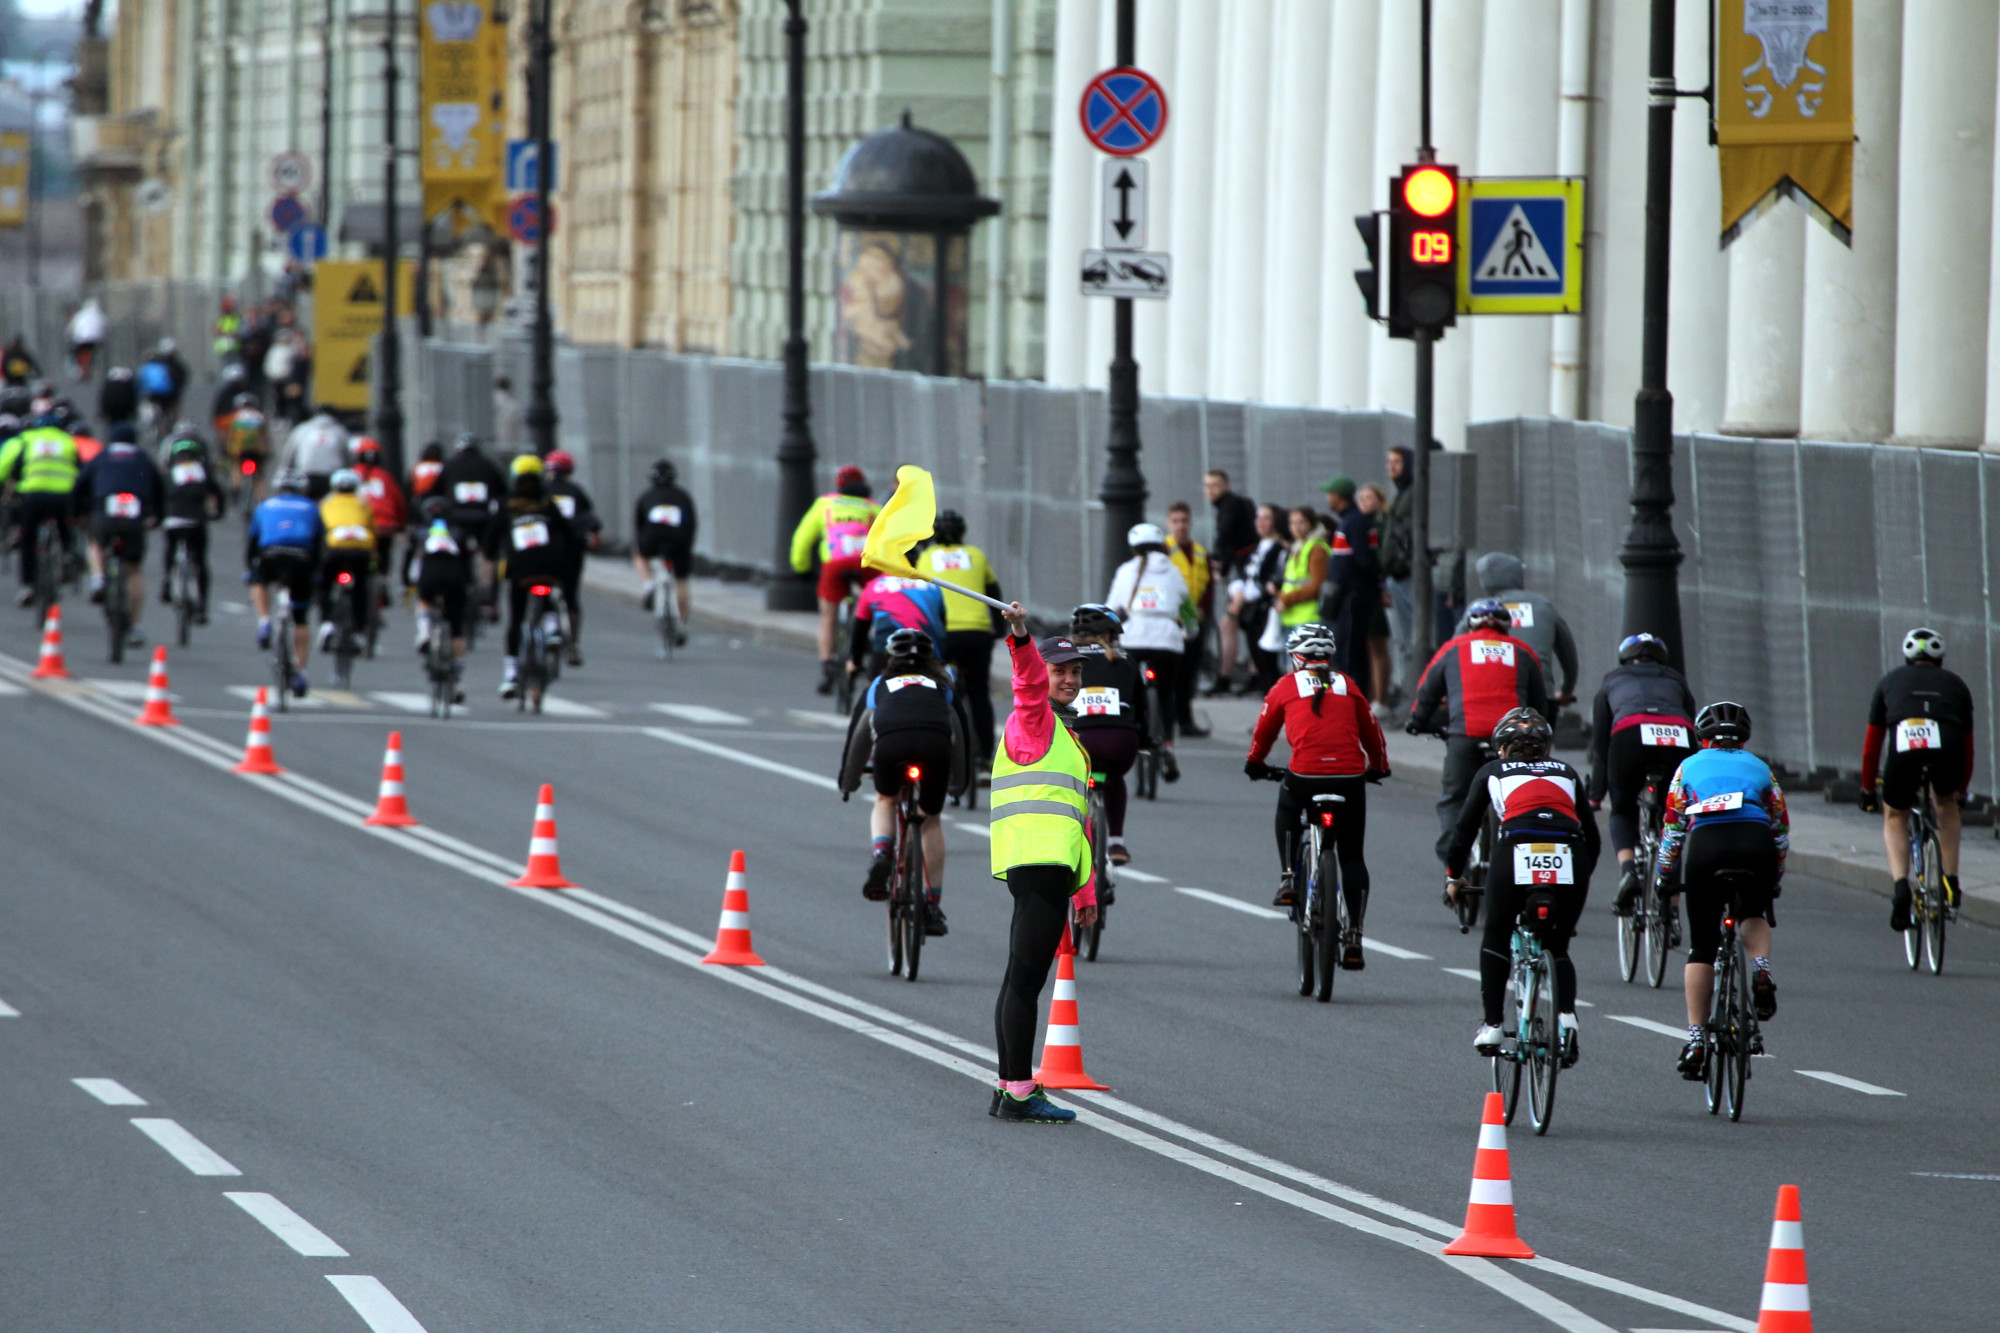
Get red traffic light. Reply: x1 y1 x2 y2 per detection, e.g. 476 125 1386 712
1402 167 1456 218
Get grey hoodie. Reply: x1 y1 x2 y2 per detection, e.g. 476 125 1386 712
1452 552 1578 696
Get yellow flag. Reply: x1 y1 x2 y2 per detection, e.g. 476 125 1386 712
861 465 936 579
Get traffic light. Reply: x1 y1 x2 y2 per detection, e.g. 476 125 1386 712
1353 212 1384 321
1389 162 1459 336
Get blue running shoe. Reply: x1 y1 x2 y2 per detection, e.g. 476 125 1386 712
994 1087 1076 1123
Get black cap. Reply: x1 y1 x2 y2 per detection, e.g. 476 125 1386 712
1036 634 1088 666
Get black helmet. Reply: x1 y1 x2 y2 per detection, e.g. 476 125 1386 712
650 458 677 487
884 627 934 662
1491 707 1553 759
1695 701 1752 746
1618 632 1669 665
933 508 967 545
1069 602 1123 639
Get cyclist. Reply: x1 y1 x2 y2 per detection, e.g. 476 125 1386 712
1454 553 1580 713
839 627 968 936
918 508 1003 768
1445 708 1598 1063
316 468 378 655
630 458 697 639
789 465 879 693
1164 500 1214 738
77 424 164 645
403 440 447 592
411 497 471 703
1246 623 1390 967
1068 602 1150 872
1861 628 1975 930
209 362 250 428
848 570 947 682
489 454 577 700
350 437 406 618
407 439 446 504
96 366 138 432
1410 597 1549 865
66 297 105 380
989 603 1098 1124
281 404 351 498
0 408 80 607
137 339 188 424
1656 702 1788 1079
543 449 601 666
1588 632 1698 920
159 431 225 622
435 431 506 610
245 469 323 697
1106 521 1191 782
219 392 271 504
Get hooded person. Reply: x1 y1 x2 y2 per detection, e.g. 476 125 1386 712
1453 552 1578 706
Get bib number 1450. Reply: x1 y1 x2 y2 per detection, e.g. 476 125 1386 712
1513 842 1573 886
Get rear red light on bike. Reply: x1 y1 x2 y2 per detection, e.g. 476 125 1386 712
1087 776 1096 789
240 459 257 475
1142 666 1156 682
905 764 921 781
1724 917 1736 930
530 584 552 596
115 492 136 504
336 571 353 585
1320 811 1334 827
1536 903 1551 920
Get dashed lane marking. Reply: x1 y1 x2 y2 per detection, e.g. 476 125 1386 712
83 678 161 700
0 680 23 696
1796 1070 1905 1097
1176 886 1285 919
649 702 749 725
1912 1172 2000 1181
326 1275 430 1332
1607 1015 1689 1040
1118 866 1169 883
643 726 838 790
368 691 436 713
225 1192 350 1257
130 1118 241 1176
228 685 336 709
1441 967 1483 982
534 696 610 718
788 708 851 728
0 996 17 1016
74 1078 147 1106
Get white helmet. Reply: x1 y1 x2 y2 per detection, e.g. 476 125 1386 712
330 467 361 493
1126 522 1167 550
1902 627 1945 664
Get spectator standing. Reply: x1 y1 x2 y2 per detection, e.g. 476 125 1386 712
1379 445 1416 698
1317 475 1380 691
493 375 523 453
1204 468 1258 695
1355 483 1396 709
1164 500 1213 737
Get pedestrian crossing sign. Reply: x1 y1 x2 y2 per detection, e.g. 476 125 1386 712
1458 177 1585 315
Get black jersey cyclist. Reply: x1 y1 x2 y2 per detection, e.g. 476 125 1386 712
1066 602 1151 874
1446 707 1600 1065
631 458 697 637
1861 628 1975 929
160 431 225 620
488 454 578 699
1588 632 1698 917
838 627 970 936
410 497 472 703
543 449 599 666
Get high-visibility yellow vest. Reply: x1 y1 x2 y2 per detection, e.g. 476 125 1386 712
1280 535 1328 627
989 719 1091 888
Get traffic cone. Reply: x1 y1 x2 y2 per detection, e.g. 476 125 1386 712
133 646 180 726
508 784 576 888
701 850 766 966
30 606 71 679
1033 935 1109 1090
362 730 419 826
231 687 284 774
1755 1185 1812 1332
1443 1092 1537 1258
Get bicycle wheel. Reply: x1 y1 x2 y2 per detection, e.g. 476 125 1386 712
1455 887 1483 934
1644 874 1672 989
172 552 191 647
1314 845 1339 1003
1903 824 1925 970
273 615 292 712
1492 971 1523 1124
899 815 924 982
1704 958 1729 1116
1525 963 1559 1135
1293 846 1315 996
1723 975 1751 1122
104 557 125 663
332 590 357 688
1082 797 1109 962
35 523 61 620
1615 896 1640 983
1924 827 1948 975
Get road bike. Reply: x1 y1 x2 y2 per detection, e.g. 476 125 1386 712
517 582 565 714
1433 736 1494 932
1902 777 1951 974
648 557 684 660
885 765 927 981
1491 887 1566 1136
832 591 857 715
1133 661 1165 800
269 586 297 712
326 568 364 689
31 512 68 623
229 454 264 511
101 532 136 664
421 609 458 719
1258 768 1346 1001
1072 770 1115 962
169 537 200 647
1617 778 1677 987
1702 869 1764 1122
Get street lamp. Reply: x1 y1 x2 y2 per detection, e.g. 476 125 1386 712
767 0 818 612
26 43 69 293
377 0 407 473
523 0 558 457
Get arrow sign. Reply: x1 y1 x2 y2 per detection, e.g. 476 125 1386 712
1100 157 1148 252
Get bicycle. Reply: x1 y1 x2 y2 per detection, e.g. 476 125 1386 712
1257 768 1345 1001
648 556 684 660
517 582 565 714
31 512 67 622
1430 735 1493 932
327 569 363 689
1133 661 1164 800
1489 887 1566 1136
102 536 133 664
885 764 927 981
1617 778 1677 987
1072 770 1116 962
1902 777 1951 975
169 538 200 647
1701 869 1764 1122
422 610 458 719
833 591 857 715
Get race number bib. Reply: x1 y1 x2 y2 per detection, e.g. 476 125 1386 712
830 531 867 558
1505 602 1534 628
1688 791 1745 816
647 503 683 528
1640 723 1689 748
1513 842 1573 886
1076 686 1121 716
552 494 577 520
1293 671 1347 698
1896 718 1942 752
452 481 488 505
1133 586 1164 613
170 461 206 487
104 492 141 519
885 674 937 692
931 549 971 571
330 525 374 545
511 520 551 551
1469 639 1515 667
424 530 460 555
31 437 66 458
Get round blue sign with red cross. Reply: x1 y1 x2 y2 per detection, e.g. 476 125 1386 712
1079 67 1168 157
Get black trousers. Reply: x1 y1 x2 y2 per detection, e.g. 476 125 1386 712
162 526 211 611
943 629 996 761
1275 772 1371 927
994 864 1075 1082
1435 734 1490 864
1480 832 1590 1024
15 491 71 588
1604 725 1693 854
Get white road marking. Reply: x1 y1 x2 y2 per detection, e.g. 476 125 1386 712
788 708 850 728
0 680 24 696
949 819 992 838
224 1192 350 1256
1912 1172 2000 1181
650 702 749 725
1796 1070 1905 1097
1441 967 1483 981
0 996 17 1015
326 1275 429 1332
219 600 249 614
315 689 372 708
1118 866 1169 883
84 679 158 700
130 1118 241 1175
228 685 331 709
1176 887 1285 919
536 696 609 718
74 1078 146 1105
1364 939 1433 961
368 691 436 713
1606 1015 1693 1040
1630 1328 1733 1332
643 726 838 789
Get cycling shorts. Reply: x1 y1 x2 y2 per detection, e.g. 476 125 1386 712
1881 728 1968 809
1605 724 1694 849
817 554 866 603
92 519 147 563
641 542 692 579
253 548 315 609
419 581 468 637
1677 820 1778 967
871 728 952 814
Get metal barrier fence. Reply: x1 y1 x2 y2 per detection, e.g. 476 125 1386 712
1468 417 1999 799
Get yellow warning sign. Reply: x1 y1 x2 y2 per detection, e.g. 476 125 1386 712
0 132 28 228
312 259 414 410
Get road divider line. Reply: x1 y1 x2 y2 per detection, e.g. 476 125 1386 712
1362 939 1432 961
1796 1070 1905 1097
1176 886 1285 919
0 996 18 1016
74 1078 146 1105
788 708 851 728
650 702 750 725
326 1275 429 1332
1606 1015 1691 1040
643 726 839 790
1441 967 1482 982
949 819 991 838
1118 867 1168 883
130 1118 241 1175
224 1191 351 1256
1912 1171 2000 1181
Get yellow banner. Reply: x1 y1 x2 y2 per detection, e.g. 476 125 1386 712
312 259 416 411
420 0 506 230
0 132 29 228
1716 0 1853 244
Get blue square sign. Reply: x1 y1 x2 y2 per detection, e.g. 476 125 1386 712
1457 178 1584 315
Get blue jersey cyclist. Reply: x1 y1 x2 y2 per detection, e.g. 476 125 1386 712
848 572 947 680
246 470 326 697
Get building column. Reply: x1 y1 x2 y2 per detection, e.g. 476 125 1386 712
1040 0 1105 387
1800 0 1902 443
1162 0 1220 397
1892 0 1998 446
1665 0 1729 434
1259 0 1331 406
1547 0 1590 417
1368 0 1423 414
1315 0 1381 408
1208 0 1276 402
1720 206 1806 437
1132 0 1178 388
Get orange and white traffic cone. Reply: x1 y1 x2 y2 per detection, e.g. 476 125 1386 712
30 606 71 679
1033 931 1109 1090
133 646 180 726
1755 1185 1812 1332
1443 1091 1537 1258
231 687 284 774
508 783 576 888
362 730 419 826
701 850 766 966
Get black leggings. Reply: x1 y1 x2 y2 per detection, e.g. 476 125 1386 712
995 864 1075 1082
1480 834 1589 1024
1126 648 1182 744
504 578 560 656
944 630 996 760
162 526 210 610
1275 772 1371 925
1077 726 1140 836
1604 726 1692 854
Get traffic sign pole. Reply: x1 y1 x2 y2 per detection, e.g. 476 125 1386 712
1409 0 1435 679
1097 0 1150 592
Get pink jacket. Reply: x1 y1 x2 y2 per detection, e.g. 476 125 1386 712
1003 635 1097 908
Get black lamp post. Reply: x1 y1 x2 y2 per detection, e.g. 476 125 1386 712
377 0 405 472
1096 0 1146 589
523 0 559 456
768 0 818 612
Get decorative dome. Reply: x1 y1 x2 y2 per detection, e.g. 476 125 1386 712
811 111 1001 229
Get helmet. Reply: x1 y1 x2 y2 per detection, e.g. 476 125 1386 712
452 431 481 453
1902 627 1946 664
156 337 176 355
1467 598 1511 631
168 435 205 457
545 449 575 475
1069 603 1124 639
884 627 935 662
221 362 246 382
46 402 76 430
275 469 308 494
420 494 450 522
649 458 677 487
1127 522 1167 550
1695 701 1753 746
1618 632 1669 665
1491 707 1553 758
510 453 544 477
1283 622 1339 664
353 437 382 463
933 508 967 545
233 392 259 410
835 463 868 492
330 468 361 493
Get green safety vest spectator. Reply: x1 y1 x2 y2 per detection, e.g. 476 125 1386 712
989 721 1091 888
0 426 80 494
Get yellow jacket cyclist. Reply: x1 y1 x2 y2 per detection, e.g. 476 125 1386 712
788 463 880 687
920 507 1004 763
1 416 80 605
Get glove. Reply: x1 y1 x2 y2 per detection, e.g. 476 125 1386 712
1403 719 1422 736
1244 759 1276 782
1859 788 1880 815
1364 769 1387 785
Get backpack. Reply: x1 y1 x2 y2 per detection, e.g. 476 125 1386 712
138 360 174 397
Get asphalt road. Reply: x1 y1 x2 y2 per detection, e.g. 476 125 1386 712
1 544 1996 1331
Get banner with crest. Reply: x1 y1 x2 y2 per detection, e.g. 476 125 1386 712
419 0 509 235
1716 0 1854 246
